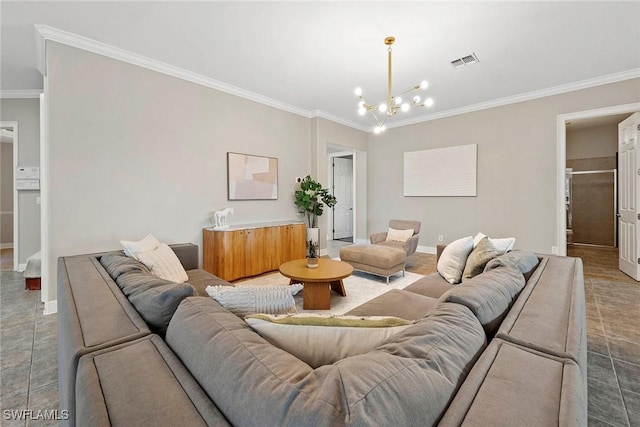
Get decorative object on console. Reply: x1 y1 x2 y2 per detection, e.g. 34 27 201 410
354 36 434 134
227 152 278 200
205 284 303 317
294 175 337 259
245 313 414 368
213 207 234 229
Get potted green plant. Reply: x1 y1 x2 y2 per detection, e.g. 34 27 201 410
294 175 337 267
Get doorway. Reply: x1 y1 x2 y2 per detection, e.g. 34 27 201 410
0 122 18 271
327 150 356 245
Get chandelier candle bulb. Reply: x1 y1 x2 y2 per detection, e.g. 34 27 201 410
354 36 434 133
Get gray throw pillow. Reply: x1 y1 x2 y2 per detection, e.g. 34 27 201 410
462 237 499 281
129 282 197 335
484 249 539 279
437 266 525 337
100 252 149 280
116 270 176 298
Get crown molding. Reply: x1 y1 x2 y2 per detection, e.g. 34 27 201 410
0 90 43 99
385 68 640 130
311 110 370 133
34 25 316 120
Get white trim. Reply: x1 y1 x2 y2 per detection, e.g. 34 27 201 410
1 121 19 271
35 25 314 120
387 69 640 130
0 90 42 99
43 300 57 315
39 92 50 305
312 110 369 133
416 245 437 255
556 102 640 257
0 243 14 250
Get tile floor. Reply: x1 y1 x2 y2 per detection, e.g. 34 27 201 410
0 243 638 426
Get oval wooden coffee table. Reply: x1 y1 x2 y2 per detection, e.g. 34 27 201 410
279 259 353 310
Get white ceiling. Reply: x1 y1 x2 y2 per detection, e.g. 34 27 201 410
2 1 639 131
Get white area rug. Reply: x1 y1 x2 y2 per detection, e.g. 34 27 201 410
235 270 424 315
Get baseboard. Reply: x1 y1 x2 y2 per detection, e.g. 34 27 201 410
0 243 13 249
417 246 437 254
18 263 26 272
43 300 57 315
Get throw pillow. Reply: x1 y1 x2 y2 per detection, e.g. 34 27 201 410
484 249 540 279
100 253 150 280
437 266 525 337
205 285 303 317
473 232 516 254
245 313 414 368
437 236 474 284
462 237 500 281
135 243 189 283
129 283 197 335
386 227 414 243
120 233 161 258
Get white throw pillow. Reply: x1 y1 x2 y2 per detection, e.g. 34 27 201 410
135 243 189 283
121 234 161 258
473 232 516 254
437 236 474 284
386 227 414 242
205 284 303 317
245 313 414 368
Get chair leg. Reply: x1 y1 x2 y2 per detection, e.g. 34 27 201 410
386 275 390 285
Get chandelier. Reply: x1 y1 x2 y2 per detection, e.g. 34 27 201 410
354 36 434 134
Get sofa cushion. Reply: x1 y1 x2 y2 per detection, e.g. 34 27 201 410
484 249 539 280
166 298 486 427
136 243 189 283
245 313 414 368
76 335 229 426
403 273 454 299
99 252 150 280
129 282 197 335
344 289 438 320
205 285 302 317
438 266 525 337
462 236 499 281
439 338 586 426
437 236 474 284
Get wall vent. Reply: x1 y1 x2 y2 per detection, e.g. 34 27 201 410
451 53 480 69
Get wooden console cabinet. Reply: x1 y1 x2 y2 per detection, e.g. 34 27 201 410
203 221 306 281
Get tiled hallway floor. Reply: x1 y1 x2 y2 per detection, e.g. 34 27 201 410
0 271 58 426
1 244 638 425
567 245 639 427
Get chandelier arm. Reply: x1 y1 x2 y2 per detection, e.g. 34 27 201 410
387 46 393 110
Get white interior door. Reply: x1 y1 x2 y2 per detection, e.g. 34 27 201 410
618 112 640 280
332 157 353 239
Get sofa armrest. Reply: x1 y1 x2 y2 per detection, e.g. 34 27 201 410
404 235 419 256
370 232 388 244
169 243 199 270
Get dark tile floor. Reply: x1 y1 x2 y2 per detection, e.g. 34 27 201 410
0 271 58 426
1 244 638 425
567 245 639 427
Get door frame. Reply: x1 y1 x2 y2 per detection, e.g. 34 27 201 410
327 150 356 242
556 102 640 256
1 121 19 270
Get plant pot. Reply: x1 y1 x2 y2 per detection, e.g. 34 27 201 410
307 257 319 269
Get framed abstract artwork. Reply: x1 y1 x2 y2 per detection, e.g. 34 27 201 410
227 152 278 200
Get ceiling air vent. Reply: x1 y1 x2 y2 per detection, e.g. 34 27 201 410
451 53 480 69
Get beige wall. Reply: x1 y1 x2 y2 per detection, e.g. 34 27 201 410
367 78 640 254
567 124 619 160
45 42 312 304
0 98 41 263
311 117 368 247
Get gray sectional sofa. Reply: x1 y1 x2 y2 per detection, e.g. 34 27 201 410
58 243 587 426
